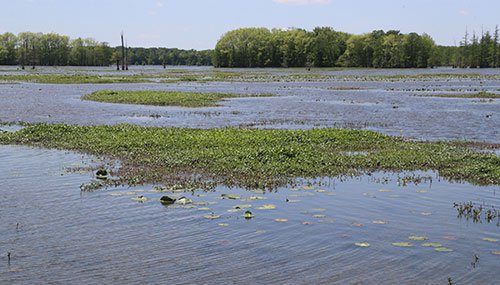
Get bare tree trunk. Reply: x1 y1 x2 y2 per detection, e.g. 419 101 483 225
121 33 125 70
125 39 129 70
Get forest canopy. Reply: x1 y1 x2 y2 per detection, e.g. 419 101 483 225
1 27 499 68
0 32 212 67
213 27 500 68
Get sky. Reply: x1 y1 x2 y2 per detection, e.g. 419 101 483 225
0 0 499 50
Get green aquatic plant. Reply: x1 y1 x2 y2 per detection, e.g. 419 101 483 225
82 90 274 108
392 242 413 247
0 124 499 190
415 91 500 99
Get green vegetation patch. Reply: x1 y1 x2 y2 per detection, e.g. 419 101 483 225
82 90 272 107
415 91 500 99
0 124 499 189
0 74 148 84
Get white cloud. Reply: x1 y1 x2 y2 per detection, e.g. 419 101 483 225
273 0 331 5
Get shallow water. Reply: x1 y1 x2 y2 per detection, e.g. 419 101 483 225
1 145 499 284
0 66 499 142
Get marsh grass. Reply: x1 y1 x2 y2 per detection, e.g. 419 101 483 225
82 90 273 107
0 74 148 84
415 91 500 99
1 124 498 189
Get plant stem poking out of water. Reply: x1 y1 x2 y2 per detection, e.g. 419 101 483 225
453 201 499 225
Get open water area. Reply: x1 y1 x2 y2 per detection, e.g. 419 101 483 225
0 66 499 284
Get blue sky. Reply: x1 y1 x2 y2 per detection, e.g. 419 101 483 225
0 0 498 49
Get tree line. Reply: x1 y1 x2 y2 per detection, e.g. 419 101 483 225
213 27 500 68
2 28 499 68
0 32 212 67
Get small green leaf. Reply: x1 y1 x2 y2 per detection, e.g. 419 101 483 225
482 238 499 242
392 242 413 247
408 236 428 241
422 243 442 248
435 247 453 252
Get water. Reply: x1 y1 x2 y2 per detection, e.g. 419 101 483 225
1 67 499 284
0 66 499 142
0 145 499 284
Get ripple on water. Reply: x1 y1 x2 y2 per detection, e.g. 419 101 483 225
0 145 499 284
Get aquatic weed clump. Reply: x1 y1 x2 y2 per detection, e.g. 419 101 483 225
82 90 273 107
0 124 499 189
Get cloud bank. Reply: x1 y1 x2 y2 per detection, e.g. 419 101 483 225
273 0 331 5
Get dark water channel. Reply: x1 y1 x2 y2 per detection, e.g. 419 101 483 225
0 145 499 284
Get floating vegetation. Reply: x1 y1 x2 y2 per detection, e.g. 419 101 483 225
372 220 387 225
197 207 211 211
1 124 499 191
177 196 193 205
482 238 499 243
415 91 500 99
435 247 453 252
392 242 413 247
203 214 220 219
131 195 148 202
159 196 176 205
82 90 274 108
233 204 252 209
408 236 428 241
354 242 370 247
243 210 254 219
422 243 442 248
95 169 108 180
275 218 288 223
255 204 276 210
221 194 241 200
313 214 327 218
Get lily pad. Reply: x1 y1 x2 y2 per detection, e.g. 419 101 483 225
422 243 442 247
435 247 453 252
256 204 276 210
354 242 370 247
177 196 193 205
274 218 288 222
408 236 428 241
131 195 148 202
227 209 240 213
221 194 241 200
482 238 499 242
160 195 176 205
392 242 413 247
233 204 252 209
250 196 266 200
204 214 220 219
243 210 254 219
